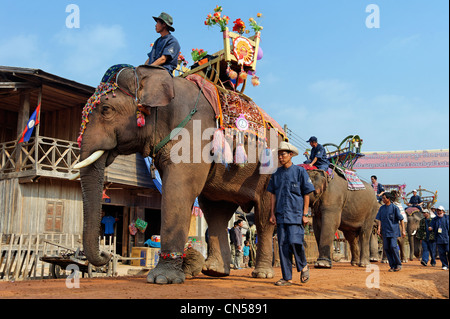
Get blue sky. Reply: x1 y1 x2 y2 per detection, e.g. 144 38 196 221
1 0 448 207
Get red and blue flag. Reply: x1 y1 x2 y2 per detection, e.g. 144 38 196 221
19 103 41 143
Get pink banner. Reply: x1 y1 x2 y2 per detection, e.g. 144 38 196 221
354 149 449 169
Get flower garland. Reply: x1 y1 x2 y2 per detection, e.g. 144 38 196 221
77 82 118 147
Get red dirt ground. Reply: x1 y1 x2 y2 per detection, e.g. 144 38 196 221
0 260 447 300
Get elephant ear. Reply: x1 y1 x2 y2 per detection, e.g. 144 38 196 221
136 65 175 107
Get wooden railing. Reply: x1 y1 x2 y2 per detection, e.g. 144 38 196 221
0 137 80 180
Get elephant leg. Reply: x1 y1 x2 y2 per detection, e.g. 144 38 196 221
343 231 360 266
408 235 415 261
398 237 408 263
358 221 373 267
147 164 209 285
369 232 379 262
252 192 275 279
200 196 238 277
314 209 340 269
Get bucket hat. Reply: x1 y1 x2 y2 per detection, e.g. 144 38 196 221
153 12 175 32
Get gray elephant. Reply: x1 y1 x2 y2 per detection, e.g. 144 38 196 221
307 169 379 268
405 207 423 260
74 65 283 284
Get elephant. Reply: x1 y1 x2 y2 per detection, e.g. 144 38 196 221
307 169 379 268
405 207 423 260
74 65 282 284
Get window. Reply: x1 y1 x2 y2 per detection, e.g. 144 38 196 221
45 201 64 232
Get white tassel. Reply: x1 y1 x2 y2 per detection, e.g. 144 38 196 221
235 143 248 164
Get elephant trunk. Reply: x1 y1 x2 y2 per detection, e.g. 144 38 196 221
80 152 111 266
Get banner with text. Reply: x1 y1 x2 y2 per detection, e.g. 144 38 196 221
354 149 449 169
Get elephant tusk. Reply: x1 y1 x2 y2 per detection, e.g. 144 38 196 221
68 172 80 180
74 150 105 169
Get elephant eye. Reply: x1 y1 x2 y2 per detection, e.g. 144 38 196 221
101 105 114 117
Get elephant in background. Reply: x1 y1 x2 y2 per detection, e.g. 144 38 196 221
307 170 379 268
75 65 282 284
405 207 423 260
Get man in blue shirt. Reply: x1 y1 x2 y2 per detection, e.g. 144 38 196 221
267 141 315 285
376 192 406 272
145 12 181 74
303 136 330 171
430 206 449 270
407 189 424 212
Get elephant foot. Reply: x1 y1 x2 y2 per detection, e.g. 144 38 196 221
147 258 185 285
314 258 332 268
358 261 371 267
252 266 274 279
182 248 205 279
202 257 229 277
381 259 388 264
402 259 408 263
370 258 379 262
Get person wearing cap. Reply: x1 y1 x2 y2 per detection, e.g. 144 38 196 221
145 12 181 74
417 209 436 267
303 136 330 171
376 192 406 272
429 205 449 270
407 190 424 212
267 141 315 285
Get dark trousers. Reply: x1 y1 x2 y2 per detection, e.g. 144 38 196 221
437 242 449 268
421 240 436 265
383 236 402 269
277 223 307 280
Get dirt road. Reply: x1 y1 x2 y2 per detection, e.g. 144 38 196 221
1 260 447 300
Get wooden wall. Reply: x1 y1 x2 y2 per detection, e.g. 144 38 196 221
0 109 18 142
0 177 162 235
39 106 82 142
0 179 83 234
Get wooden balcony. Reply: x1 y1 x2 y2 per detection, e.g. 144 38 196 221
0 136 155 188
0 137 79 181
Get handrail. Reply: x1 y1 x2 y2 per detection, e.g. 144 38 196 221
0 136 80 179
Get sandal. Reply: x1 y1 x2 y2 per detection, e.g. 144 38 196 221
275 279 292 286
301 266 310 283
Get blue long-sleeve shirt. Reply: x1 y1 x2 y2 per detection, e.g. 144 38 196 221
267 165 315 225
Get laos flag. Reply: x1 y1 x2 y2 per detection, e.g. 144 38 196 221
19 103 41 143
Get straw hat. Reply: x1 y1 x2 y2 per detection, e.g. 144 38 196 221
278 141 299 156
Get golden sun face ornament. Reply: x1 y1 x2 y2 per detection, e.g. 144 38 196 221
233 37 254 66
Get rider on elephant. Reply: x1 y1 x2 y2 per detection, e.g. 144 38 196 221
303 136 330 171
145 12 180 74
407 189 424 212
370 175 385 203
